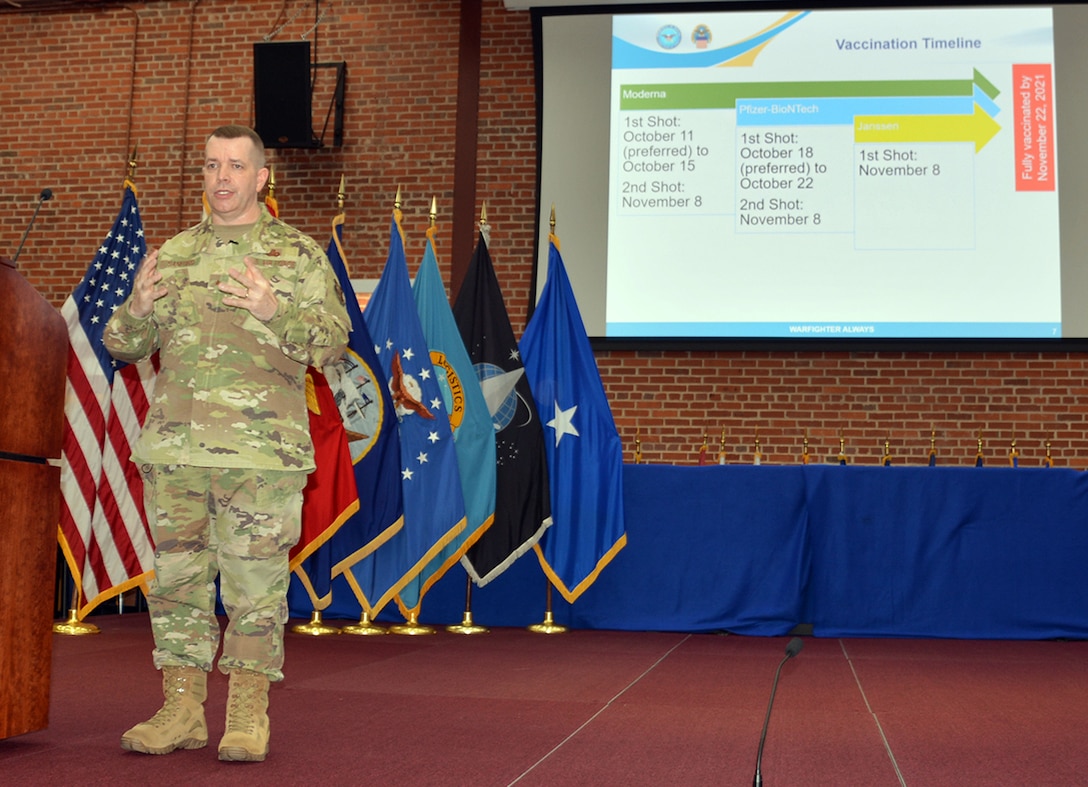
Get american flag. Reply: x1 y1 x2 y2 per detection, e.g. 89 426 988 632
58 181 157 618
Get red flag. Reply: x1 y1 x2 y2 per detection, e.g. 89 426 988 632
282 203 358 609
58 182 156 618
290 367 359 607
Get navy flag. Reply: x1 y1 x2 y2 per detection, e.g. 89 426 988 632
452 232 552 585
520 233 625 603
293 211 405 618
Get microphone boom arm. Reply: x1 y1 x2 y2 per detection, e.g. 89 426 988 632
753 637 803 787
10 189 53 266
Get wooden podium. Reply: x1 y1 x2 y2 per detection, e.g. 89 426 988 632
0 257 67 740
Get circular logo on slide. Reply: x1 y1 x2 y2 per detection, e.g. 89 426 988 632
656 24 682 50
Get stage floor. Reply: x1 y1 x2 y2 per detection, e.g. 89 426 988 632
2 614 1086 785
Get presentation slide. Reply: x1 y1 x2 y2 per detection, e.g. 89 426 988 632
605 7 1059 339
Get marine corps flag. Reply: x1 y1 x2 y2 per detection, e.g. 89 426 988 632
288 208 374 610
267 193 361 611
452 232 552 585
521 233 626 603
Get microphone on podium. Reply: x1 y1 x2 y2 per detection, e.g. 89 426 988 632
753 636 804 787
10 188 54 266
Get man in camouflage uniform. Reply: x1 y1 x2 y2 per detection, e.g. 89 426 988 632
105 125 349 762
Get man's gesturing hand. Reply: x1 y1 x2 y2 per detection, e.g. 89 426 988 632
219 256 279 322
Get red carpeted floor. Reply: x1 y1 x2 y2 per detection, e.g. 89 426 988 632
2 615 1086 785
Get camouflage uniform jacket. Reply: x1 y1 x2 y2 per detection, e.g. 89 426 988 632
104 207 349 472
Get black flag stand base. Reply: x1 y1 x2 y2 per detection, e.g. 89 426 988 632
527 580 567 635
341 610 387 636
390 608 436 636
53 586 99 636
446 574 489 635
291 609 340 636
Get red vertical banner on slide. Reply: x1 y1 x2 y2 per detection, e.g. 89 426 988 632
1012 63 1055 192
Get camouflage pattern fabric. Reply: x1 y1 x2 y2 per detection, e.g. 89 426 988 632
104 206 349 472
142 464 306 681
104 206 348 681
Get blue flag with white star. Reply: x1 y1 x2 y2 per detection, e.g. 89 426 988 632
520 234 626 603
395 227 496 614
351 212 466 616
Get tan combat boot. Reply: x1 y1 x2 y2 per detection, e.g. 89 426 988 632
217 669 271 762
121 665 208 754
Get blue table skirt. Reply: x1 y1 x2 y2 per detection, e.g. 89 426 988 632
290 464 1088 639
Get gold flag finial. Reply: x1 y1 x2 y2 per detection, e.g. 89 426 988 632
802 428 809 465
267 164 276 196
127 146 138 179
429 196 437 227
395 185 402 210
549 203 556 232
337 174 346 211
479 202 491 246
634 428 642 465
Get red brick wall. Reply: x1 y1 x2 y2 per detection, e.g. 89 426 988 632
1 0 1084 468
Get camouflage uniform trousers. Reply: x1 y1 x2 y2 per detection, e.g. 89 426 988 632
140 464 306 682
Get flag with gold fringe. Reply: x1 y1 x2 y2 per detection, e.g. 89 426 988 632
452 230 552 586
290 367 358 608
317 210 405 617
262 191 362 611
343 210 466 616
395 221 496 615
521 232 626 603
58 179 156 618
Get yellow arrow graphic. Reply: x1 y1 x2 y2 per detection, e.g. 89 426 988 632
854 103 1000 153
